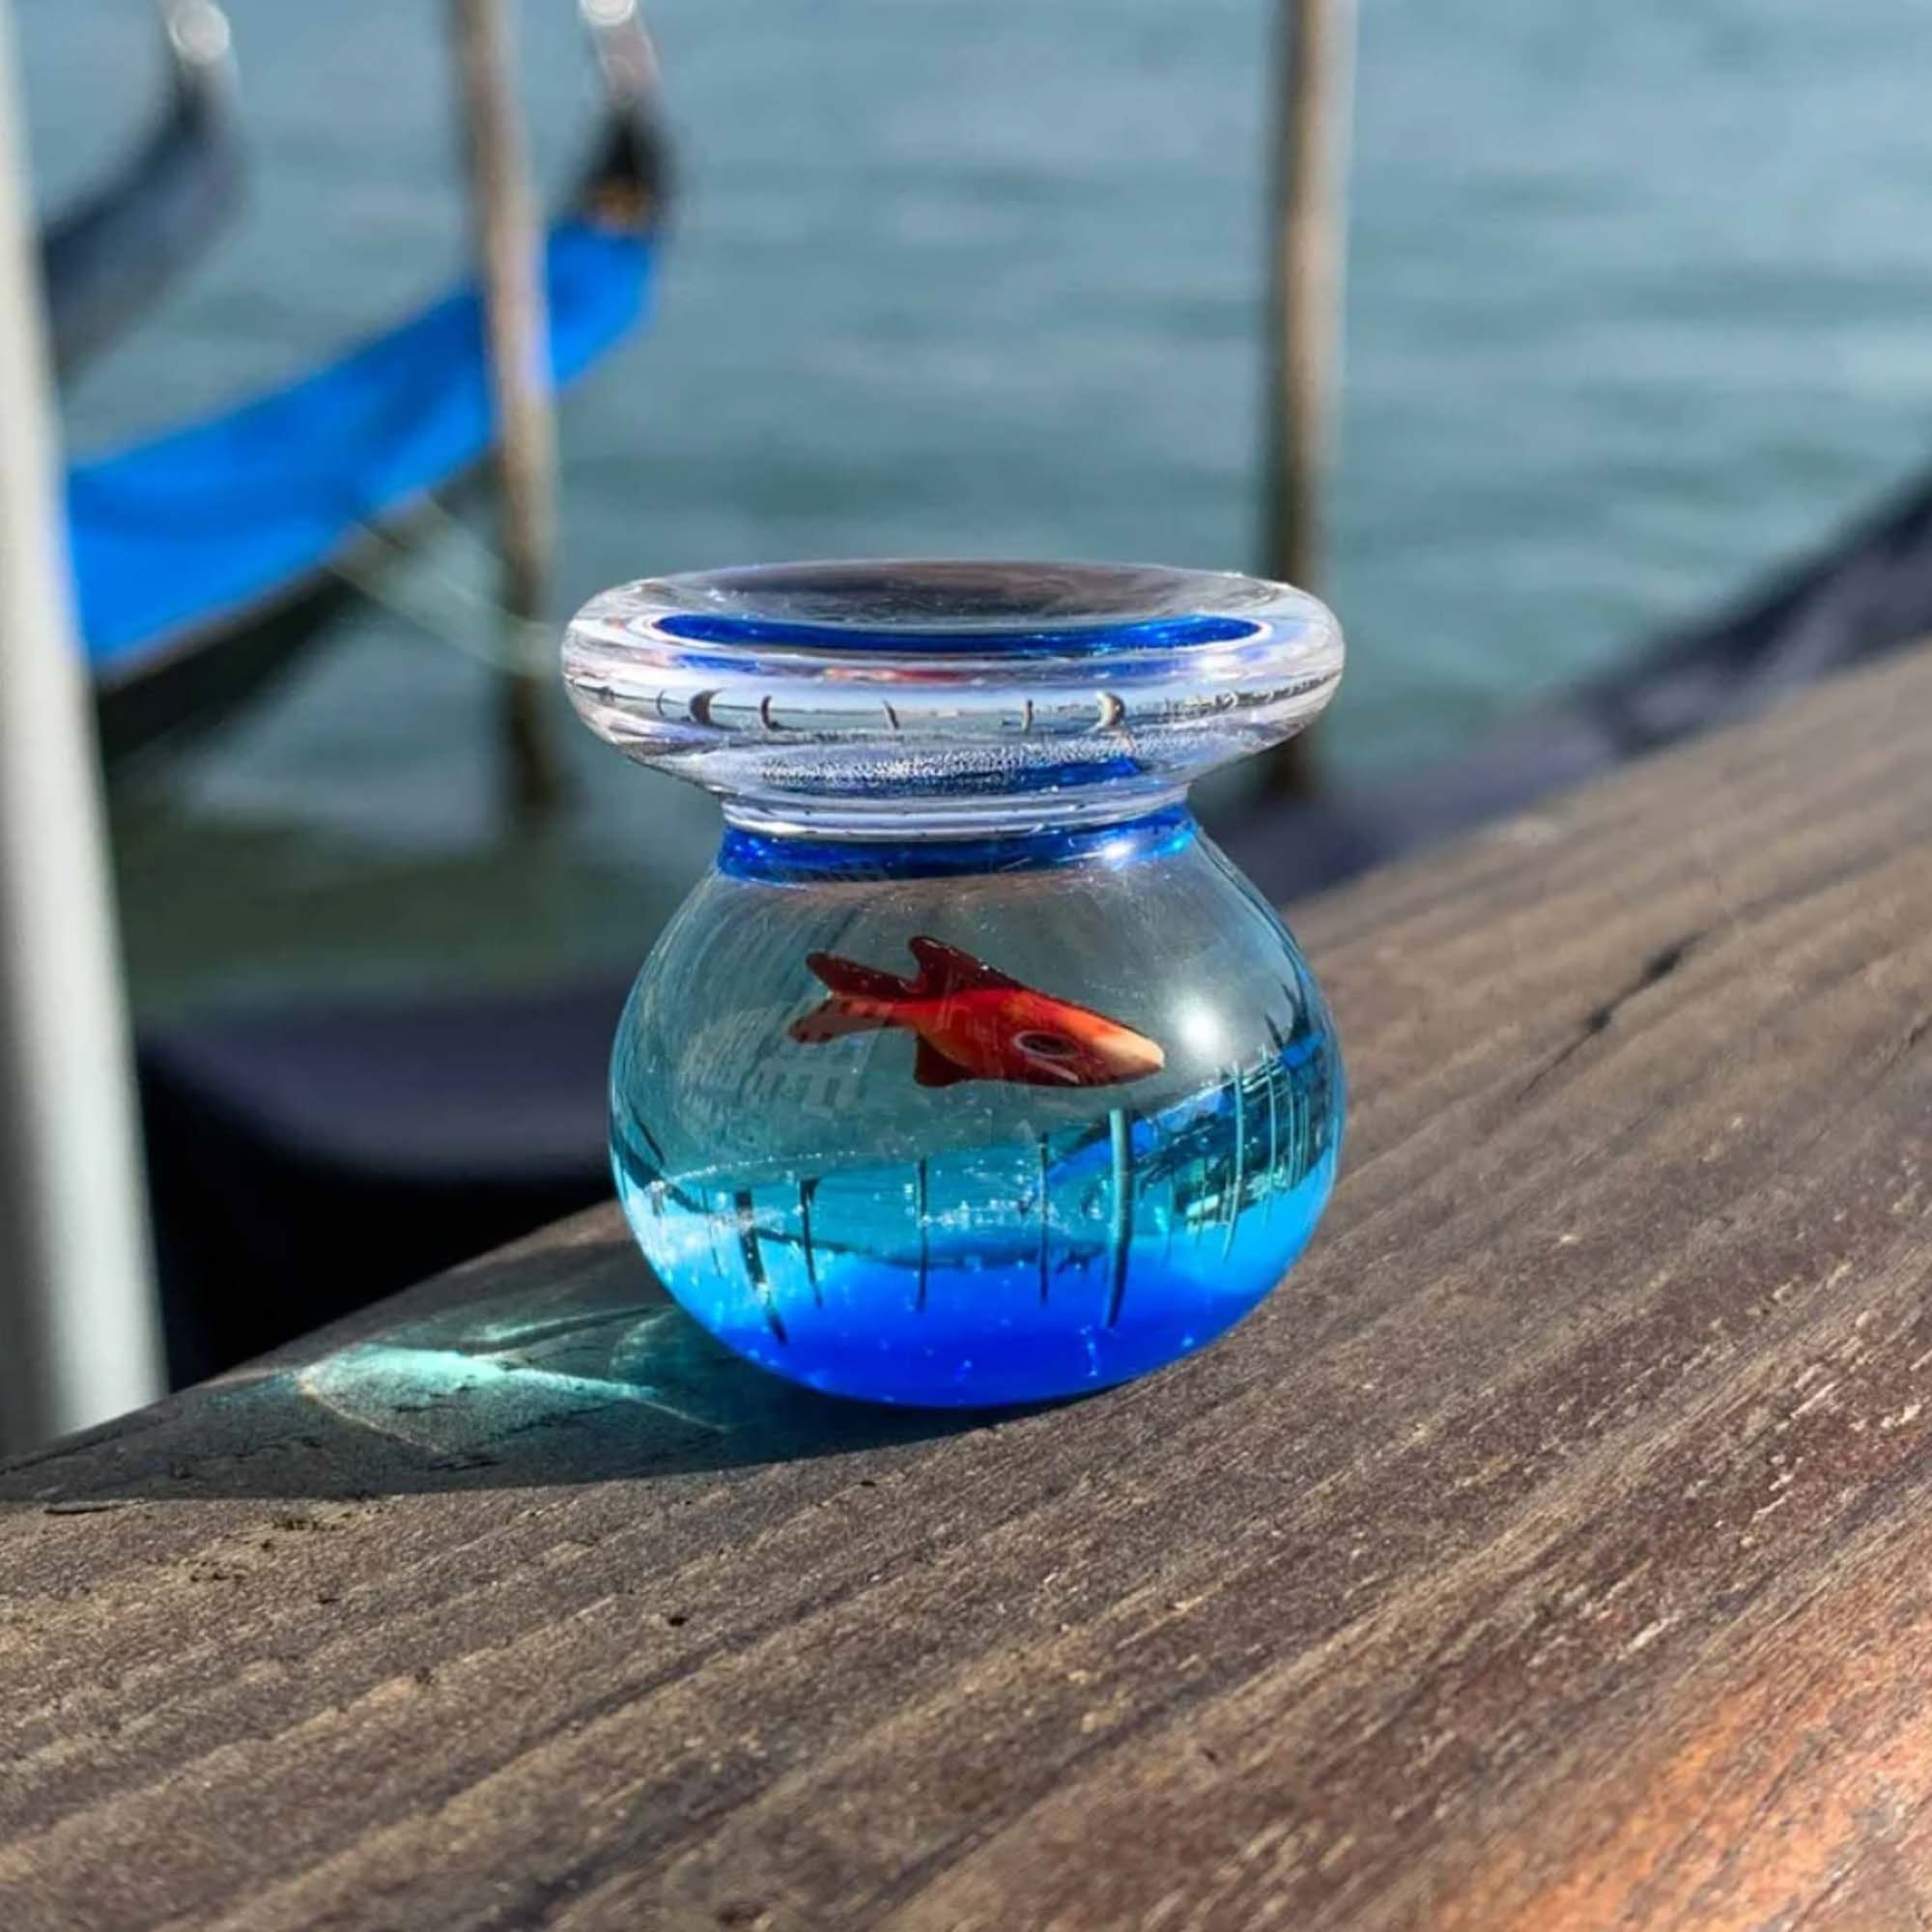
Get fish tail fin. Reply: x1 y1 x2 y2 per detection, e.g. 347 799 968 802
790 951 916 1047
789 998 896 1044
804 951 913 1000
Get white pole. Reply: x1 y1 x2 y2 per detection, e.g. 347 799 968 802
0 0 163 1455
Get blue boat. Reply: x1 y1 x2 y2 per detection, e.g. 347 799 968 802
76 1 670 766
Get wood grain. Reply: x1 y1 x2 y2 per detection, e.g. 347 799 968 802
4 647 1932 1932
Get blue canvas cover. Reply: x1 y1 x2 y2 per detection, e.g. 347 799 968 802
71 221 654 677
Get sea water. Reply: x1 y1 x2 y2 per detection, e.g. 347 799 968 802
613 1029 1340 1407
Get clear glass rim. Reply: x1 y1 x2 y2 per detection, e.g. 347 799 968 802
565 557 1341 674
562 558 1344 838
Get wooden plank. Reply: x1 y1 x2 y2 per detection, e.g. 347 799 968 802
4 646 1932 1931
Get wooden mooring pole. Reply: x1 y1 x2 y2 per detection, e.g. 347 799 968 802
451 0 566 818
1259 0 1356 799
0 0 162 1453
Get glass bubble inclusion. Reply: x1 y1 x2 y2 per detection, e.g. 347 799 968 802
564 560 1347 1407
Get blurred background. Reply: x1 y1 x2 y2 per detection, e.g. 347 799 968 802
9 0 1932 1432
26 0 1932 1020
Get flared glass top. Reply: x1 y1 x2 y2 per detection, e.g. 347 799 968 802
563 559 1343 837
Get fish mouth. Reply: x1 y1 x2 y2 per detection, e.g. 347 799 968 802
1107 1036 1166 1081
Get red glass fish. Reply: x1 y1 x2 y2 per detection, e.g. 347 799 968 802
789 935 1165 1089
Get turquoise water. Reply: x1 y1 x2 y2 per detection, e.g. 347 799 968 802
20 0 1932 1013
612 1030 1341 1406
600 809 1342 1404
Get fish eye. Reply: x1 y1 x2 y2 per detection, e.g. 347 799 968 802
1015 1030 1077 1060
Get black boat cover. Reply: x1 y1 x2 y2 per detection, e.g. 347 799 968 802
41 2 243 380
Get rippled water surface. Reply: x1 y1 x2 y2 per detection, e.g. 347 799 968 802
19 0 1932 1012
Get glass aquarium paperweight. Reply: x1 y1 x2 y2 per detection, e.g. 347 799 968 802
563 560 1346 1407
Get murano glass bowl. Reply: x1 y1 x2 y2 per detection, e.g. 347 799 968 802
563 559 1346 1407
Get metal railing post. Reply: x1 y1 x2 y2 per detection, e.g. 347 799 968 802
0 0 163 1455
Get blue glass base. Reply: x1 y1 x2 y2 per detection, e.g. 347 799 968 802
613 1030 1340 1408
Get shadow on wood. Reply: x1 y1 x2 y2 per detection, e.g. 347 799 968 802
0 1220 980 1502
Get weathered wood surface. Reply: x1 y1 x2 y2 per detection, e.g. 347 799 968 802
6 648 1932 1931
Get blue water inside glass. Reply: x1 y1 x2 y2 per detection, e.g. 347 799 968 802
613 1028 1340 1407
